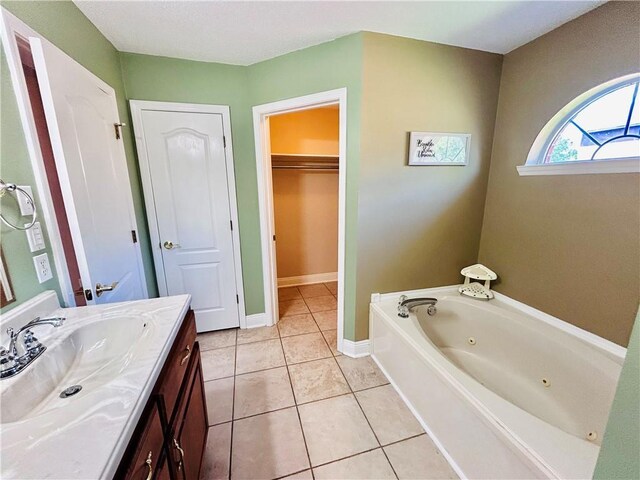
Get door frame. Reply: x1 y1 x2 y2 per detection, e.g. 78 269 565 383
1 8 148 305
129 100 247 328
252 88 347 353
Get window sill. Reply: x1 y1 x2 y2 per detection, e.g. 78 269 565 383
517 158 640 176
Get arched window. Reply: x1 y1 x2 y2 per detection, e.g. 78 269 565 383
519 74 640 175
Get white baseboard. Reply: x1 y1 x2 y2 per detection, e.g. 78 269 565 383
245 312 268 329
341 338 371 358
278 272 337 287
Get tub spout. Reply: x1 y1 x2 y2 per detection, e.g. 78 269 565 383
398 295 437 318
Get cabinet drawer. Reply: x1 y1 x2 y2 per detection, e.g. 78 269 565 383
121 400 165 480
157 310 196 420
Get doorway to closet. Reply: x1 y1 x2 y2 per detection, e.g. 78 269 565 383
253 88 347 354
271 106 339 343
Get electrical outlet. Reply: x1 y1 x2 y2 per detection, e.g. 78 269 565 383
17 185 34 216
25 221 46 252
33 253 53 283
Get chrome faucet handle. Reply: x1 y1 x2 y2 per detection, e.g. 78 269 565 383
398 295 408 305
23 329 37 345
6 327 18 357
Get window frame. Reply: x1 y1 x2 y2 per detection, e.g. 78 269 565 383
518 73 640 176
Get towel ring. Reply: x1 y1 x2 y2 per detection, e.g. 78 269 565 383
0 179 38 230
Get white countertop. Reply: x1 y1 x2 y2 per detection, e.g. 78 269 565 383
0 294 191 479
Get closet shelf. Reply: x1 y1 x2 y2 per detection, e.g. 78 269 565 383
271 153 339 170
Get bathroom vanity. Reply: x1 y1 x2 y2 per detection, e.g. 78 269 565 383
0 292 207 479
116 307 207 479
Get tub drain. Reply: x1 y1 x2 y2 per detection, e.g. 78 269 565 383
60 385 82 398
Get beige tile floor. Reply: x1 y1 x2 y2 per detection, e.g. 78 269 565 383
197 283 458 480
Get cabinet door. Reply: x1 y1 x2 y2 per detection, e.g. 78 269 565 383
170 345 208 480
120 400 165 480
155 454 170 480
158 310 196 421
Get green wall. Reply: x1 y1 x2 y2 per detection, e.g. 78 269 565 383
0 0 157 310
594 311 640 479
0 0 362 331
119 34 364 333
119 53 265 315
247 34 364 339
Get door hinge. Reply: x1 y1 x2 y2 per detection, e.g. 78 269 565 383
223 136 226 148
114 122 126 140
230 220 233 231
131 230 138 243
273 234 276 241
236 294 239 304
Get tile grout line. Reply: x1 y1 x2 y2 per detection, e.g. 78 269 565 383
223 378 392 424
332 355 400 480
227 329 239 480
205 349 343 383
199 319 333 353
300 430 429 475
305 320 396 476
276 320 316 480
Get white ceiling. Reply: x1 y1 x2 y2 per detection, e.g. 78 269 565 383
74 1 604 66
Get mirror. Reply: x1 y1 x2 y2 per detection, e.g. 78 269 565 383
0 246 15 307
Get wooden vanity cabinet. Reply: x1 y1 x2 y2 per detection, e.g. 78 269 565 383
117 399 166 480
167 343 208 479
116 310 207 480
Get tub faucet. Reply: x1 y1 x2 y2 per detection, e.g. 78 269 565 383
0 316 65 379
398 295 437 318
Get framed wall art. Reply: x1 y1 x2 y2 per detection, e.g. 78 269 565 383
408 132 471 166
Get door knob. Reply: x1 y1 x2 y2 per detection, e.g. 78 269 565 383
163 241 181 250
95 281 118 297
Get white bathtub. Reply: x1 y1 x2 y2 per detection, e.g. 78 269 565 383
369 286 625 480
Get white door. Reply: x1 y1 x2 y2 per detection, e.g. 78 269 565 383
138 110 240 331
30 38 147 304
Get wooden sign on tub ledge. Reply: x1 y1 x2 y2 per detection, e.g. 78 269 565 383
408 132 471 166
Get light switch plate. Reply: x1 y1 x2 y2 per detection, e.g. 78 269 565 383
33 253 53 283
17 185 35 216
25 221 46 252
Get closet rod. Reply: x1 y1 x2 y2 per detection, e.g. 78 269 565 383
272 165 338 170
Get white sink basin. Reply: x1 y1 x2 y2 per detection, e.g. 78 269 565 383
0 293 191 480
1 313 154 424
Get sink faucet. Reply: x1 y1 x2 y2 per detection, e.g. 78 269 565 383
397 295 437 318
0 316 65 379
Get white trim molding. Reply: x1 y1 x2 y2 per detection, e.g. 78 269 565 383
245 313 268 329
342 339 371 358
252 88 348 354
129 100 247 328
522 72 640 175
517 158 640 176
277 272 337 287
